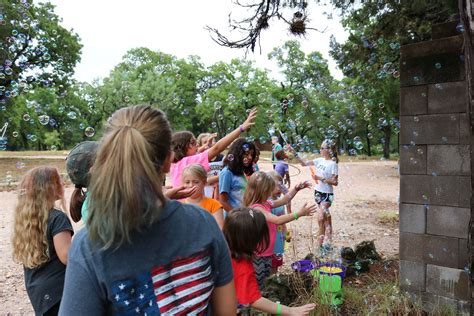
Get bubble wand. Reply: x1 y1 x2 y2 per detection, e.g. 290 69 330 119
0 122 8 138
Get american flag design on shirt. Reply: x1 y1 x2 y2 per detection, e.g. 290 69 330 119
110 249 214 315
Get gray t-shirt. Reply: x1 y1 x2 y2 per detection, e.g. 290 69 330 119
24 209 73 315
59 200 233 315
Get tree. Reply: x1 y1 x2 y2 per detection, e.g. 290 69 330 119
0 0 82 106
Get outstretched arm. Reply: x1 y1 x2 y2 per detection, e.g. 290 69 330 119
208 108 257 161
286 144 313 167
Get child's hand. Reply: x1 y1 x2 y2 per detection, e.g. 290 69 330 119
297 202 317 217
289 303 316 315
241 108 257 131
165 185 197 200
206 133 218 146
295 181 311 191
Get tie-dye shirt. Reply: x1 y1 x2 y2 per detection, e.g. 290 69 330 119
218 166 247 210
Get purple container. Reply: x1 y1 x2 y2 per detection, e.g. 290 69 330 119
291 260 316 273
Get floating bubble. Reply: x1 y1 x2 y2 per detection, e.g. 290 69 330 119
456 23 465 33
84 126 95 138
242 144 250 152
287 93 294 101
428 253 434 259
413 116 419 122
227 154 234 161
16 161 25 169
431 172 438 176
12 131 19 138
124 96 131 103
435 83 442 89
302 99 309 108
441 136 448 142
211 122 217 129
422 194 428 200
258 136 266 144
434 63 442 69
51 145 57 151
417 148 423 155
49 118 57 127
214 101 222 110
392 71 400 78
79 123 85 130
22 113 31 121
27 134 37 142
67 111 77 120
38 115 49 125
450 115 456 121
181 109 189 115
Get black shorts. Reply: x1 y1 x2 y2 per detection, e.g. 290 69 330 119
314 190 334 205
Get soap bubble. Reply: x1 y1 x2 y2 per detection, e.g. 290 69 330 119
211 122 217 129
12 131 19 137
287 93 294 101
16 161 25 169
214 101 222 110
456 23 465 33
227 154 234 161
302 99 309 108
27 134 37 142
22 113 30 121
181 109 189 115
84 126 95 138
413 116 419 122
417 148 424 155
242 144 250 152
259 136 266 144
79 123 85 130
38 115 49 125
67 111 77 120
51 145 57 151
434 63 442 69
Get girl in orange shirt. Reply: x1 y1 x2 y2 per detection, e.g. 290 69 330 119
182 164 224 228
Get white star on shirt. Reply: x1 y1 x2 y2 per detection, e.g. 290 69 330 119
135 307 140 313
139 293 145 300
149 300 153 306
144 284 149 289
115 294 120 301
119 283 125 290
124 300 130 306
131 288 135 294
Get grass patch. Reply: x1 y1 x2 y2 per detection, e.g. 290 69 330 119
0 150 68 157
378 211 399 225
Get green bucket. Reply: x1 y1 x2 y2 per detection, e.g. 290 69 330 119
317 264 346 305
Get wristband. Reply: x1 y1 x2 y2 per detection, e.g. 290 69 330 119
293 212 299 220
239 125 245 133
276 302 282 315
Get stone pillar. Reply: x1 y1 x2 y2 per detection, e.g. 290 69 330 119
399 20 471 314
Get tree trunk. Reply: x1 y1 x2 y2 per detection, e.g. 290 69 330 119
383 125 391 159
365 124 372 156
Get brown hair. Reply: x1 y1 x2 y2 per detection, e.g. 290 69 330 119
181 164 208 183
324 139 339 163
12 167 65 268
243 171 276 207
223 207 269 260
87 105 171 250
275 149 286 161
172 131 195 162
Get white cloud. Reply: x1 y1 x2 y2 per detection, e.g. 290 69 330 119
38 0 347 83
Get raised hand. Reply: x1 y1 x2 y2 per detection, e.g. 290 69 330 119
165 185 198 200
298 202 318 217
295 181 311 191
241 108 257 131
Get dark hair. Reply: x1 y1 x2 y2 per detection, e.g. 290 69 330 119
275 149 286 161
223 207 269 260
223 138 256 176
324 139 339 163
172 131 194 162
70 189 86 223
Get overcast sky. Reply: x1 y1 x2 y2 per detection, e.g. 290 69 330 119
38 0 348 83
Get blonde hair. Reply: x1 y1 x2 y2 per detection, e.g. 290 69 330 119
267 170 283 183
12 167 64 268
197 133 211 147
87 105 171 250
243 171 276 207
182 164 208 183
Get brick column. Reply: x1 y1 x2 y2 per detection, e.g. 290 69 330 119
399 20 471 314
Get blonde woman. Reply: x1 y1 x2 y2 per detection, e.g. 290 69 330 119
59 105 235 315
12 167 73 316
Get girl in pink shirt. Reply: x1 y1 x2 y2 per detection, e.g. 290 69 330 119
243 171 317 289
170 108 257 187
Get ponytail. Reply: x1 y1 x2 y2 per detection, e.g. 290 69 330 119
87 105 171 250
69 187 85 223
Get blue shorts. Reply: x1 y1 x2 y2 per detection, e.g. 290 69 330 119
314 190 334 205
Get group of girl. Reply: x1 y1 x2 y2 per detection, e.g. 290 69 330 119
11 104 339 316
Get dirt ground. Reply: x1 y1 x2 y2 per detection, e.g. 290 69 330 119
0 159 399 315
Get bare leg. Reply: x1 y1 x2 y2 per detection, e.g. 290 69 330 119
321 202 332 242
